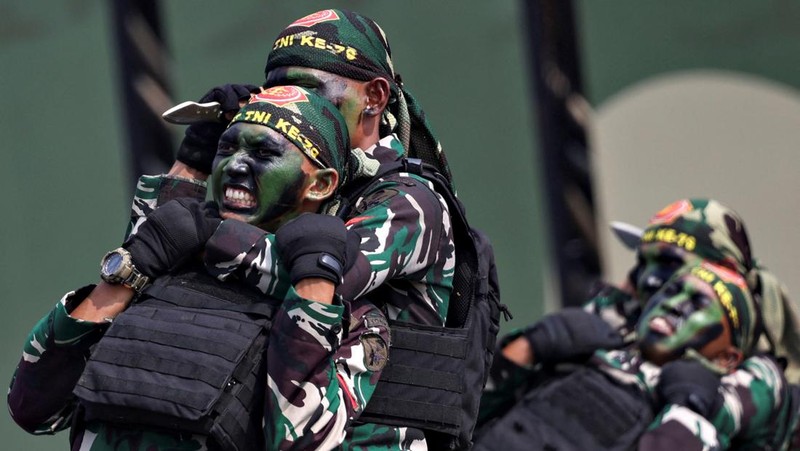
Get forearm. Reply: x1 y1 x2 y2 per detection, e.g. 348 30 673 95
8 286 108 434
478 333 538 427
69 282 134 322
265 295 388 450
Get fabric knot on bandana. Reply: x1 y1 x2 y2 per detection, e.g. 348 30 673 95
230 86 349 180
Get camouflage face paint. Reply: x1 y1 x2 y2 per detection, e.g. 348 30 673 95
637 270 729 365
633 242 702 303
265 66 366 144
212 122 312 232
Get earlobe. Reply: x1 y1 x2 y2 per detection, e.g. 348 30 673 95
365 77 391 113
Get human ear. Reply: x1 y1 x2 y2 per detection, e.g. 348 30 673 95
305 169 339 201
712 346 744 373
364 77 391 114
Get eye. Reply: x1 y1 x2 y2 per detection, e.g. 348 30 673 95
217 141 237 156
253 146 282 160
690 292 712 309
661 282 681 297
656 253 684 269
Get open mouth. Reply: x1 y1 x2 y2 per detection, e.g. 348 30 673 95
648 316 675 336
223 185 257 211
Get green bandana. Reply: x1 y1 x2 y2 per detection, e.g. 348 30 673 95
230 85 349 179
641 199 752 274
688 262 758 354
265 9 454 188
640 198 800 381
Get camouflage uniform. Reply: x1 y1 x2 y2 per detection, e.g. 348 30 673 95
202 133 455 449
129 133 457 449
480 342 796 449
8 173 393 451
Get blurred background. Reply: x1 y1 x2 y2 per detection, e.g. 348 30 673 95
2 1 799 449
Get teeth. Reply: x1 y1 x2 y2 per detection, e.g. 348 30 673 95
649 317 673 335
224 187 256 207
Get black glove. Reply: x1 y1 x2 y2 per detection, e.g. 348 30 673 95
524 307 624 365
656 358 723 418
124 198 222 277
275 213 348 286
176 83 259 174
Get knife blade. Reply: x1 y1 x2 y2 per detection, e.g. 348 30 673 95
162 101 223 124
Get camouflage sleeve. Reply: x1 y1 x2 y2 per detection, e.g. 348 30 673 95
337 175 452 317
7 285 107 434
264 291 389 450
126 174 207 239
582 283 640 342
638 405 720 451
477 330 538 428
203 174 453 323
641 354 792 450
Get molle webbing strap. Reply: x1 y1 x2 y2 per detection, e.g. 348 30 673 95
347 157 505 448
74 271 272 451
358 323 470 435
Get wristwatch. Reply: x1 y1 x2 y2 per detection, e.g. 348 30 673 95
100 247 150 293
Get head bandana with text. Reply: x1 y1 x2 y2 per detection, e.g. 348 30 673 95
639 198 800 382
265 9 454 188
230 85 349 180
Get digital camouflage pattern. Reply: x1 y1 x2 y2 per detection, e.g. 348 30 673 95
8 174 395 450
266 9 453 188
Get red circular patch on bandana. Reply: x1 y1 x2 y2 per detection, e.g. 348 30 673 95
251 86 309 107
649 199 693 225
288 9 340 28
701 261 746 288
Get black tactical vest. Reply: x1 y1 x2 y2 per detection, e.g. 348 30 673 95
338 157 509 450
472 367 654 451
74 267 279 451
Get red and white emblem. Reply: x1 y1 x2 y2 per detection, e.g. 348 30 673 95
251 86 309 107
649 199 693 225
701 261 746 288
288 10 340 28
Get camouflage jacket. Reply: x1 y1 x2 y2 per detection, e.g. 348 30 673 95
479 334 796 450
121 133 452 449
8 174 397 450
201 134 455 327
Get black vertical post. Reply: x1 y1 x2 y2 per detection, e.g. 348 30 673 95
110 0 174 190
522 0 602 307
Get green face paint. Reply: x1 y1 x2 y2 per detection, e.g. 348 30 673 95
633 242 702 303
265 66 364 144
637 271 727 365
212 122 310 232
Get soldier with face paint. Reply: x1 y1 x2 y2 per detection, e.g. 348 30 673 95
474 262 796 450
8 87 397 451
104 9 462 450
478 198 800 449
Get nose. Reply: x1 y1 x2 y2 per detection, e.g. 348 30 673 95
225 154 250 177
